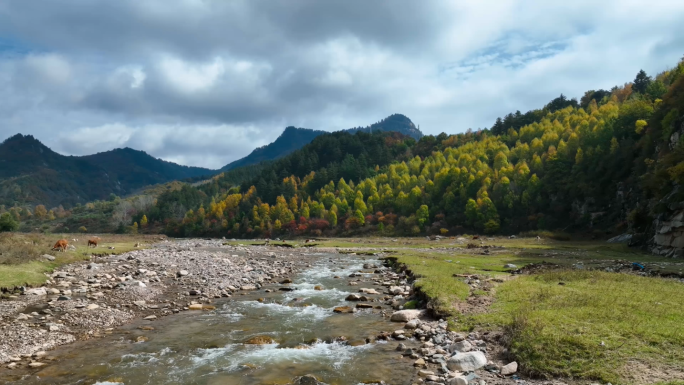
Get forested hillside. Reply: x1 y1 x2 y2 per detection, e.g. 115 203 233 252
219 114 422 171
132 57 684 241
220 127 327 171
0 135 213 207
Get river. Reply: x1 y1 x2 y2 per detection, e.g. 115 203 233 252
5 252 418 385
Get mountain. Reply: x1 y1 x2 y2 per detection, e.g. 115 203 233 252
83 147 213 192
220 127 326 171
0 134 213 207
344 114 423 140
220 114 422 171
138 58 684 246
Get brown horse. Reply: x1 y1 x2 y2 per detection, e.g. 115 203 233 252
88 238 99 248
53 239 68 252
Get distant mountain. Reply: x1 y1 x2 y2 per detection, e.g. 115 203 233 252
220 127 326 171
220 114 422 171
83 147 213 192
0 134 213 207
344 114 423 140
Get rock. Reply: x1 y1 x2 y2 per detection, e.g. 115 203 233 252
449 340 473 353
188 304 203 310
607 233 633 243
293 374 328 385
25 288 47 296
359 288 380 294
281 278 293 284
28 362 46 368
144 315 157 320
57 296 70 301
504 264 517 269
177 270 189 277
405 319 420 329
413 358 426 366
42 254 55 261
446 351 487 371
87 263 99 270
85 304 100 310
189 289 202 296
501 361 518 375
244 335 276 344
447 376 468 385
418 369 435 377
333 306 353 313
241 285 257 291
356 303 373 309
345 294 362 301
396 343 406 351
390 309 423 322
314 285 323 291
133 300 146 307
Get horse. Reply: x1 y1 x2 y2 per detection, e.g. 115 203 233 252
52 239 68 252
88 238 99 248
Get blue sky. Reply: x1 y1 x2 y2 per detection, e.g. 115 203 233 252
1 0 683 168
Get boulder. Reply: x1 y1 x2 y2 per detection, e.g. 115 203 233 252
446 351 487 371
41 255 55 261
85 304 99 310
244 335 275 344
25 288 47 296
390 309 423 322
501 361 518 375
345 294 362 301
447 376 468 385
449 340 473 353
293 374 328 385
241 285 257 291
188 304 203 310
333 306 353 313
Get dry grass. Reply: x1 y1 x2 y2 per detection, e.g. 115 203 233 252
0 233 162 289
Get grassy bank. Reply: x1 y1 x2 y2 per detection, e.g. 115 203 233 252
471 271 684 383
381 237 684 384
0 233 162 289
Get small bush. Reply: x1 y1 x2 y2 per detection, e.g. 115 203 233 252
403 300 419 309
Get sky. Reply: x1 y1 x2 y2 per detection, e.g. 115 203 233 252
1 1 683 169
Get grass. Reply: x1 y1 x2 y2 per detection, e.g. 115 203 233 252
467 271 684 384
369 237 684 384
0 233 160 289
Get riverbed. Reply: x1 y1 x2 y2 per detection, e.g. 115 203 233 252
2 251 418 385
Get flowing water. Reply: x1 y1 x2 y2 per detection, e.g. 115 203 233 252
6 253 417 385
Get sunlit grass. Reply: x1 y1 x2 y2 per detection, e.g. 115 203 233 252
466 271 684 384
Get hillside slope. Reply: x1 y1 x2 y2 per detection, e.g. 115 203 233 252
0 135 213 207
220 114 423 171
220 127 326 171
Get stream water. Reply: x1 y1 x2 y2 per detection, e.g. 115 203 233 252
6 253 418 385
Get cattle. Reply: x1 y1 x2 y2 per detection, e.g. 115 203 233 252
472 235 480 240
88 238 99 248
53 239 68 252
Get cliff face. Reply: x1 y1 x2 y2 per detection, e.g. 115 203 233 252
653 209 684 257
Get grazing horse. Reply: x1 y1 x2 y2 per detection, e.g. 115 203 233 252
88 238 99 248
53 239 68 252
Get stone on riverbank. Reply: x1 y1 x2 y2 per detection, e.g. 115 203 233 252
446 351 487 371
390 309 423 322
501 361 518 375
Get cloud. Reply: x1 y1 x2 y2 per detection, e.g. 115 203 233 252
0 0 683 168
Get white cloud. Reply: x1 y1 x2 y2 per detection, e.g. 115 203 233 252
158 56 225 93
23 54 71 85
1 0 684 168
